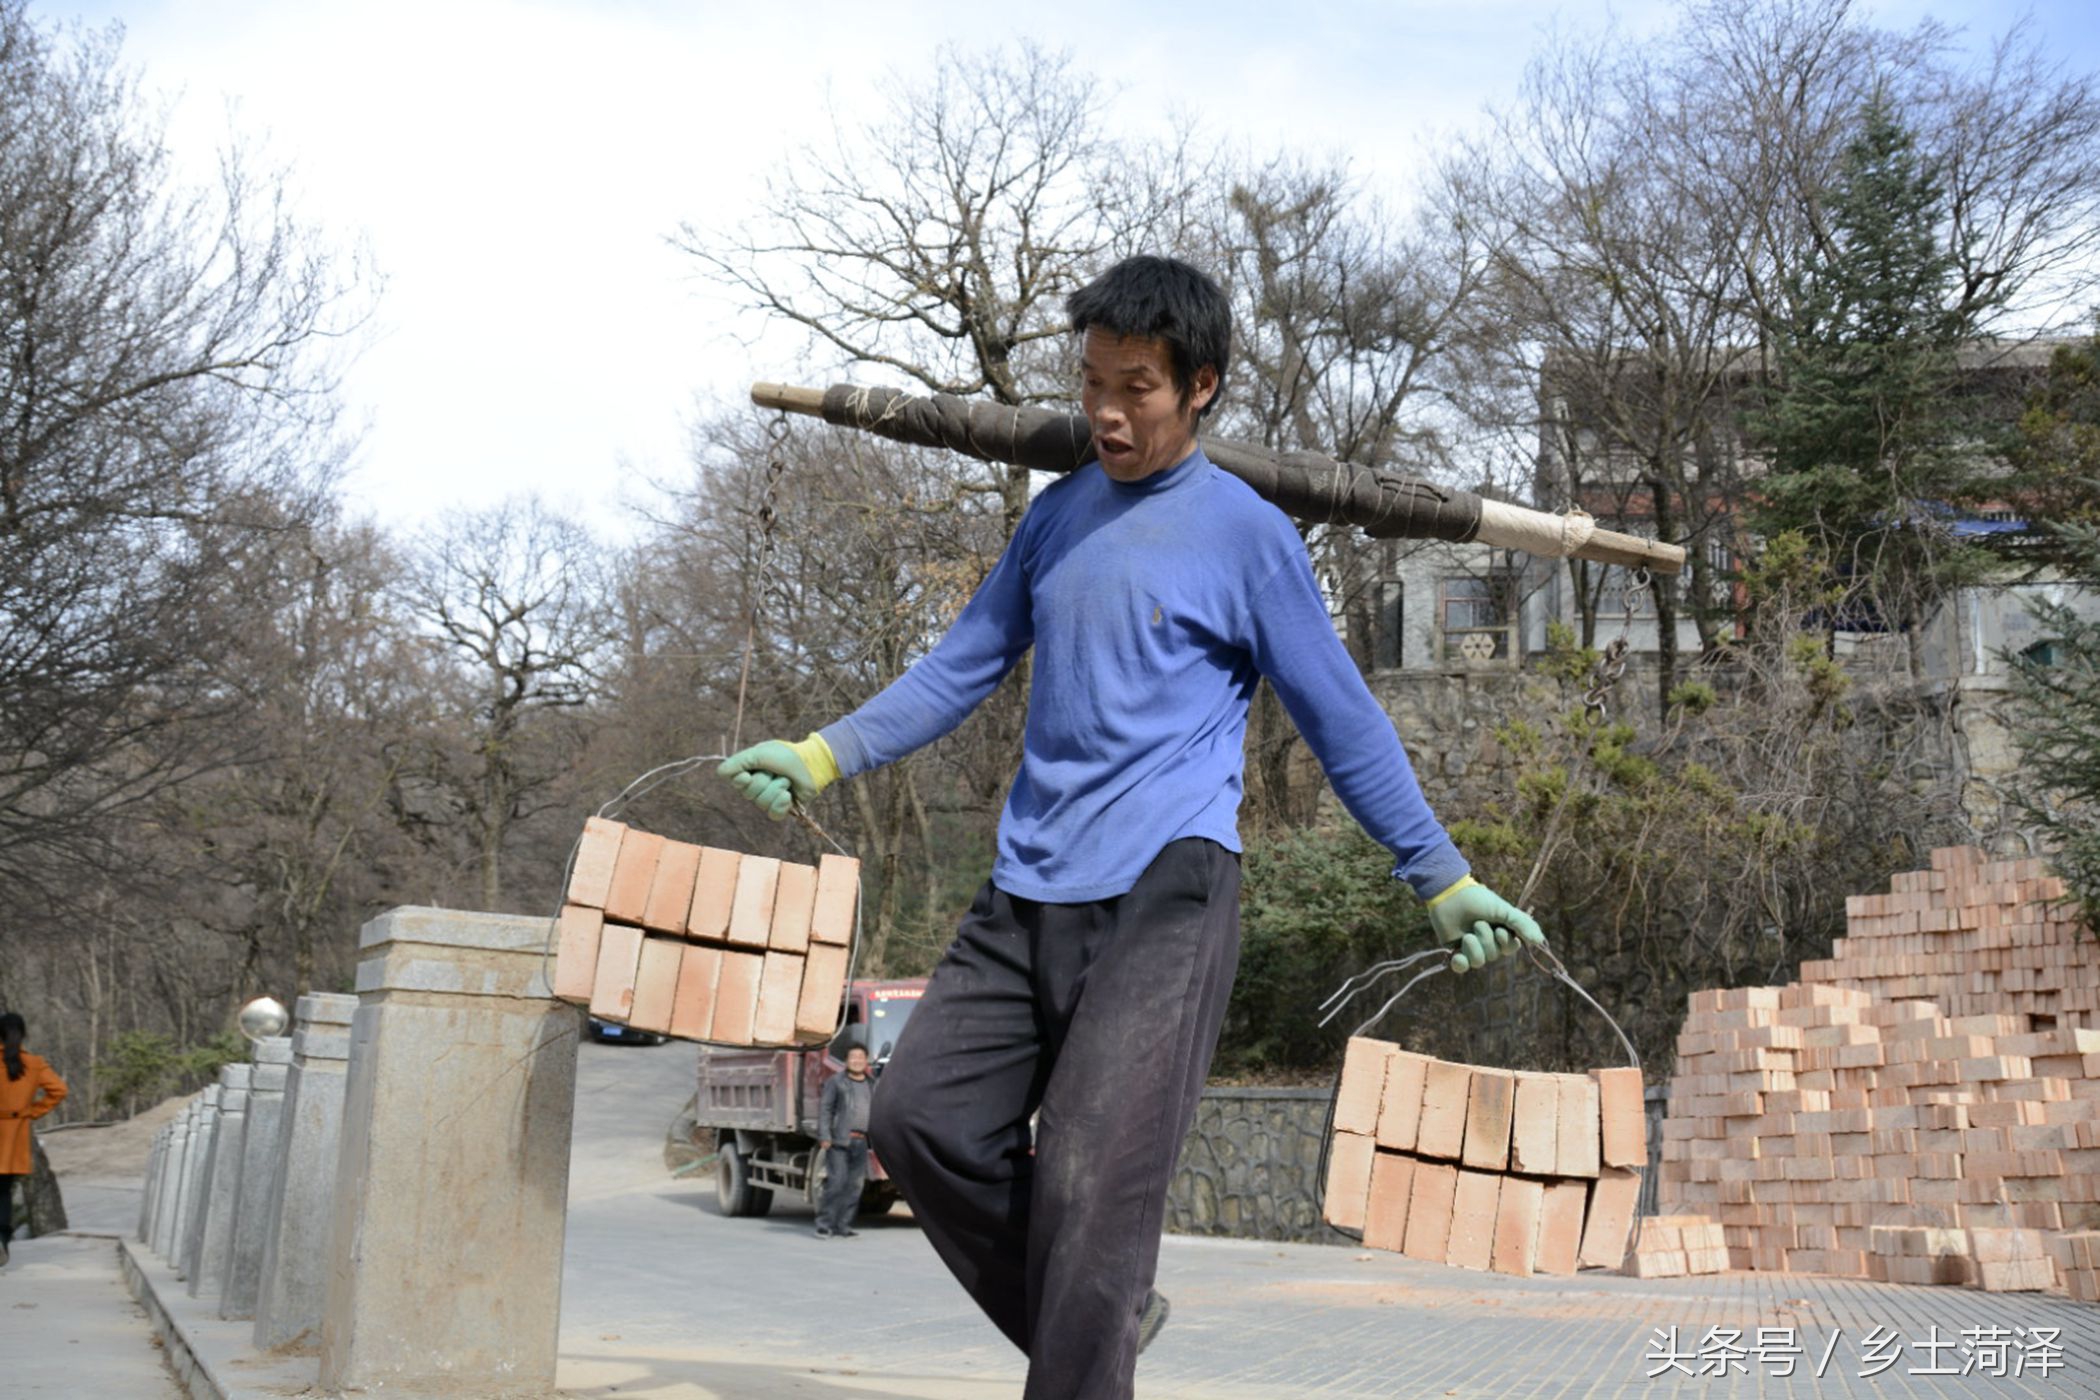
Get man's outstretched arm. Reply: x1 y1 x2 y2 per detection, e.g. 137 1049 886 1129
1243 547 1544 972
720 527 1035 817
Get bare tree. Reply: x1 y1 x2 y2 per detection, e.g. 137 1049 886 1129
0 2 364 908
397 499 611 910
679 41 1196 534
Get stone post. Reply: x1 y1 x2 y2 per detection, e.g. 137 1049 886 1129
152 1101 193 1259
254 993 357 1351
177 1084 222 1279
318 908 578 1394
220 1036 292 1320
138 1126 164 1243
190 1064 251 1298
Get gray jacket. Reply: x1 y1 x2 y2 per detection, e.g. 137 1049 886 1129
819 1072 873 1145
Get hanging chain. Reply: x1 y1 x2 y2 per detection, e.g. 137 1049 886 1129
1582 565 1652 721
729 414 792 752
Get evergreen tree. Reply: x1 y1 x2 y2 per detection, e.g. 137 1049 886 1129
1751 92 1994 635
2006 524 2100 929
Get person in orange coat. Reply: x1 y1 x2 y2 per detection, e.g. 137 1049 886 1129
1 1011 68 1266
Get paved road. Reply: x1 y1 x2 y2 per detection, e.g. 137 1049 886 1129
0 1233 182 1398
558 1041 2100 1398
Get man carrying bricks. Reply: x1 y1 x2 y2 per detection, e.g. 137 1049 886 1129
720 254 1543 1400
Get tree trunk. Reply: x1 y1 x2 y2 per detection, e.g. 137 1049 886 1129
1648 475 1679 722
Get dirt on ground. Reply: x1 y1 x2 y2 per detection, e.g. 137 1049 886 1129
39 1094 186 1180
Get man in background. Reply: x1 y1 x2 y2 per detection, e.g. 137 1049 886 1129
813 1042 873 1240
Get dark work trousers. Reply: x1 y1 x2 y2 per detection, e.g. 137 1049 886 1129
817 1138 869 1233
869 837 1242 1400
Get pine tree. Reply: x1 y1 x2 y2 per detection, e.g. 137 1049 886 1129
1751 92 1993 634
2007 523 2100 929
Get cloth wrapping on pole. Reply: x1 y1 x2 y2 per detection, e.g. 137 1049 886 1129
815 384 1485 543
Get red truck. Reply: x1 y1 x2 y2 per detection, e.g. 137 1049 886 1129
696 977 927 1218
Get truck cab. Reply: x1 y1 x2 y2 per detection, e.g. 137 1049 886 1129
695 977 926 1218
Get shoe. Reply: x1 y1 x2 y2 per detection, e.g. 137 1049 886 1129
1137 1289 1169 1353
813 1225 833 1239
835 1226 858 1238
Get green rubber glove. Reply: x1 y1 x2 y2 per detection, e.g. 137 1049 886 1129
1425 876 1546 973
717 734 840 819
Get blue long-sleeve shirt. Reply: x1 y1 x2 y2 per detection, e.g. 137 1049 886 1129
819 448 1469 904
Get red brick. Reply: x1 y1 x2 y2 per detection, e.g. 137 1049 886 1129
1402 1161 1459 1263
1321 1131 1377 1233
1416 1060 1472 1160
1376 1051 1429 1152
727 856 781 947
1491 1175 1545 1277
1579 1166 1642 1270
709 951 764 1043
1534 1179 1588 1274
795 942 849 1039
669 944 721 1040
1594 1066 1646 1168
642 839 703 934
627 937 684 1033
1335 1037 1393 1137
769 861 818 952
1462 1069 1515 1171
810 853 859 944
604 829 665 926
1363 1151 1416 1252
751 950 806 1044
1556 1074 1602 1177
587 922 645 1021
567 816 626 908
687 847 741 940
552 904 604 1005
1446 1169 1502 1271
1512 1072 1560 1175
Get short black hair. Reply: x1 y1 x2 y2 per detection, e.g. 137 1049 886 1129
1067 255 1232 418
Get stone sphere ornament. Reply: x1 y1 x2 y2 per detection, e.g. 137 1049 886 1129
238 996 290 1042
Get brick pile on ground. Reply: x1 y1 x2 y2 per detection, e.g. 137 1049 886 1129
2050 1230 2100 1302
1322 1037 1646 1276
1622 1214 1729 1277
551 817 858 1046
1659 846 2099 1293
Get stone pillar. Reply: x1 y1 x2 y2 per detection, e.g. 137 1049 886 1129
176 1085 222 1278
220 1036 292 1320
138 1126 164 1243
318 908 578 1394
189 1064 251 1299
152 1101 193 1259
254 993 356 1351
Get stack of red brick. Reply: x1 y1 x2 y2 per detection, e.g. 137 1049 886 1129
1623 1215 1729 1278
1322 1037 1645 1276
551 817 858 1047
1659 847 2100 1293
2050 1231 2100 1301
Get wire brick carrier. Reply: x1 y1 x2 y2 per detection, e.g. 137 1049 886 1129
551 816 858 1047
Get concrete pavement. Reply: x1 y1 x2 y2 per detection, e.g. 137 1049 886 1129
47 1032 2100 1397
0 1233 181 1398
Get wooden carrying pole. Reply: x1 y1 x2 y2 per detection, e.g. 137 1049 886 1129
751 382 1685 575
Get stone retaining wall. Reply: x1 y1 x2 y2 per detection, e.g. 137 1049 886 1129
1166 1086 1346 1245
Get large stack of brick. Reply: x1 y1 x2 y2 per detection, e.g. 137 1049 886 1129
551 817 858 1046
1322 1037 1646 1276
1660 847 2100 1291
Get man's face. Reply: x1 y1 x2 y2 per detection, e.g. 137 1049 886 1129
1080 327 1217 483
845 1049 869 1075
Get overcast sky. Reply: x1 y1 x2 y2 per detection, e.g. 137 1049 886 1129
42 0 2100 540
